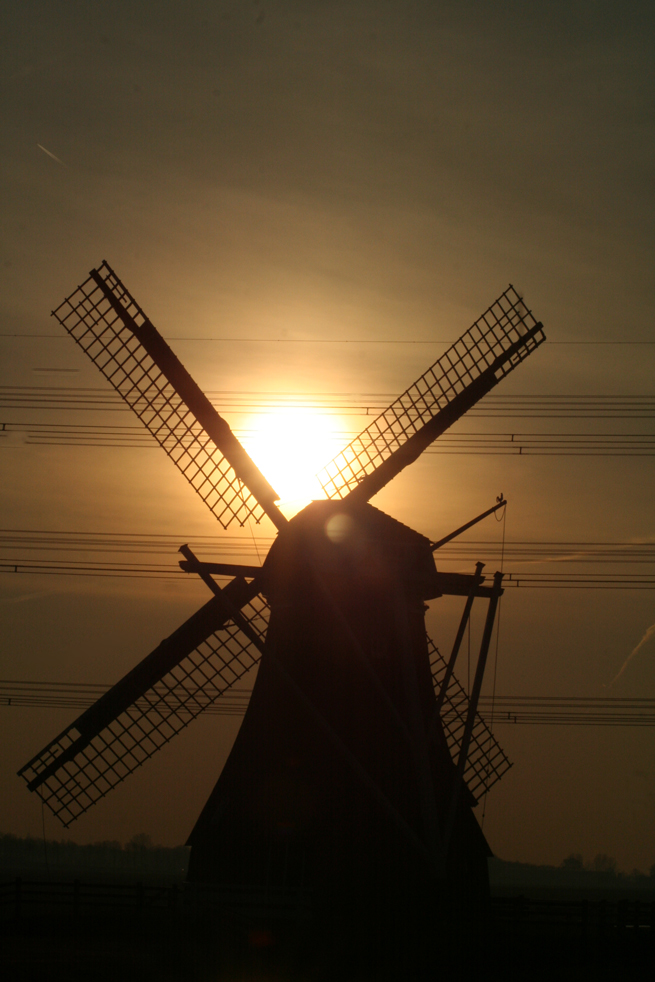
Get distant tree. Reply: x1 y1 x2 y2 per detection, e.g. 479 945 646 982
0 832 189 879
560 853 584 871
590 853 617 875
126 832 153 850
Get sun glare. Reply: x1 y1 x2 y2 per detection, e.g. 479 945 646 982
242 407 345 517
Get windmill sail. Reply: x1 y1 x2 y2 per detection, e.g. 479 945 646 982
428 635 511 800
51 262 285 530
317 285 545 502
18 585 506 826
18 583 269 827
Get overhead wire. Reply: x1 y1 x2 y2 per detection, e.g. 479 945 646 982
1 530 653 585
1 681 653 725
1 565 652 586
2 531 654 554
2 424 654 454
3 334 652 754
2 387 655 417
2 334 655 343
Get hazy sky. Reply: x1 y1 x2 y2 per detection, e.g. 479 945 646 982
1 1 654 871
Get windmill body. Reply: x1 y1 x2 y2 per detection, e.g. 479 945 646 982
187 501 491 913
18 263 545 952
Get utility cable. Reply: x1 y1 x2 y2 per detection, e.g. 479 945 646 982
2 334 655 344
3 683 654 725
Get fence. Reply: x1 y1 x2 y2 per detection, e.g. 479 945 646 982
2 878 655 940
0 877 311 923
492 894 655 938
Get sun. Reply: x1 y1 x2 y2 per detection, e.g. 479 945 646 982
241 407 345 517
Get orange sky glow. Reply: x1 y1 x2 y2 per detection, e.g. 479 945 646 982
1 0 654 875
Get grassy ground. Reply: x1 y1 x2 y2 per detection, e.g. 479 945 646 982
2 904 653 982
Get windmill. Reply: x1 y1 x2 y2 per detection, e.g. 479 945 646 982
18 263 544 958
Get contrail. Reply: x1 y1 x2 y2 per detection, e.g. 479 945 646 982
37 144 65 166
0 590 53 605
607 623 655 688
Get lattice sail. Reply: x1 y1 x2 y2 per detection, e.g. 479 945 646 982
318 286 545 500
52 262 282 529
19 589 269 827
428 635 511 800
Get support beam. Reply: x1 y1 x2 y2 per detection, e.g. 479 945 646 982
442 570 504 858
430 497 506 553
434 562 486 717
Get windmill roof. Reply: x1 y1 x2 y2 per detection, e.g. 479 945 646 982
263 499 440 602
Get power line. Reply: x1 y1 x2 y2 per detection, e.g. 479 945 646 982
480 695 655 726
3 387 655 413
2 423 654 455
2 334 654 344
1 560 653 587
2 532 653 583
2 681 653 725
2 530 653 560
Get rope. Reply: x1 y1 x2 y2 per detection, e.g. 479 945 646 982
246 513 263 566
238 479 263 567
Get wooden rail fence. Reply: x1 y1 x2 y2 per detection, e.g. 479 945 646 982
1 878 654 937
0 877 310 921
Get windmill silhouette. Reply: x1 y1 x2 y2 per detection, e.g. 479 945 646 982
18 263 544 948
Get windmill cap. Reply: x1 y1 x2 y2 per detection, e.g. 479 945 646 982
262 500 440 604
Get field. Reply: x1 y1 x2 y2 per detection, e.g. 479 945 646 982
2 877 653 981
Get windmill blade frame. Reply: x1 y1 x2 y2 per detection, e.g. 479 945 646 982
317 285 545 502
428 634 511 802
52 262 286 530
18 580 269 827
